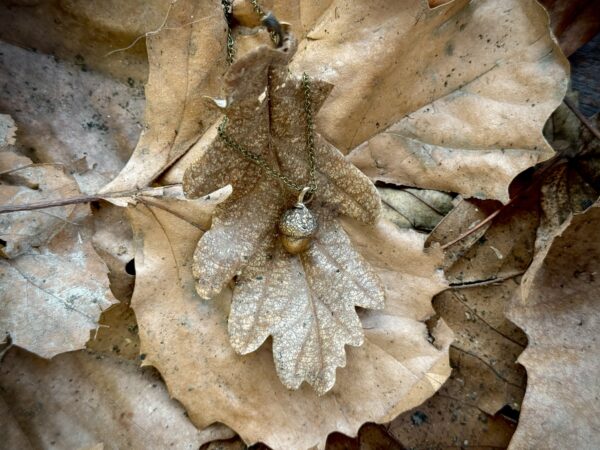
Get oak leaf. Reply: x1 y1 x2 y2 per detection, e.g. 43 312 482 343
182 40 385 394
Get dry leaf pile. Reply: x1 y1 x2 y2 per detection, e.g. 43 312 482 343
2 0 598 449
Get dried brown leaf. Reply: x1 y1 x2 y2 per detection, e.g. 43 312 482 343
0 160 80 258
0 0 170 82
100 0 228 194
0 204 116 358
433 281 527 415
379 187 455 231
507 204 600 449
291 0 568 202
0 348 223 449
86 301 140 361
0 41 144 193
91 202 136 302
0 114 16 148
128 197 452 449
385 281 527 449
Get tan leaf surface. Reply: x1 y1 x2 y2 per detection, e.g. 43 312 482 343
128 196 452 449
432 281 527 415
290 0 568 202
389 367 518 450
379 187 455 231
429 103 600 285
0 114 16 147
182 41 385 393
0 159 79 258
91 202 136 302
0 348 217 450
100 0 227 194
0 41 144 193
507 204 600 449
0 204 116 358
0 0 171 82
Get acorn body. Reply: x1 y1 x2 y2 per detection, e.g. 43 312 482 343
278 204 318 255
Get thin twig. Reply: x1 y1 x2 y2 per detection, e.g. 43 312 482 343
564 97 600 142
449 270 524 289
440 156 564 250
0 185 183 214
104 1 176 57
440 208 501 250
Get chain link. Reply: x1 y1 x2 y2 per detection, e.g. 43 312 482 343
223 0 280 64
218 72 318 195
221 0 235 64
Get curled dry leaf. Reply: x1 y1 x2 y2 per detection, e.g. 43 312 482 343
0 41 144 194
100 0 228 195
182 41 385 393
507 204 600 449
127 189 452 448
0 348 226 450
290 0 569 202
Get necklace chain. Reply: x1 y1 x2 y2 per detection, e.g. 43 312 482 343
222 0 281 65
218 73 318 195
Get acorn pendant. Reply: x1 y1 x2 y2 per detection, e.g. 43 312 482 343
278 188 318 255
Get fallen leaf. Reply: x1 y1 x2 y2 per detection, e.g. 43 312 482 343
539 0 600 56
0 394 33 450
128 190 452 449
388 369 518 450
0 203 116 358
182 40 385 393
86 300 140 361
0 114 16 147
0 0 171 82
507 203 600 449
91 201 136 302
291 0 568 201
100 0 228 194
432 281 527 415
325 423 403 450
0 41 144 194
378 187 455 231
0 348 229 449
0 158 80 258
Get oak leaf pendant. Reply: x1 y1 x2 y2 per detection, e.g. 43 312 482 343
183 36 385 395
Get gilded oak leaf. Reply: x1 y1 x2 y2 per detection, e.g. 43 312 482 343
183 39 384 394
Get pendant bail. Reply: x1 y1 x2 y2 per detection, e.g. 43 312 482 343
296 186 312 206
